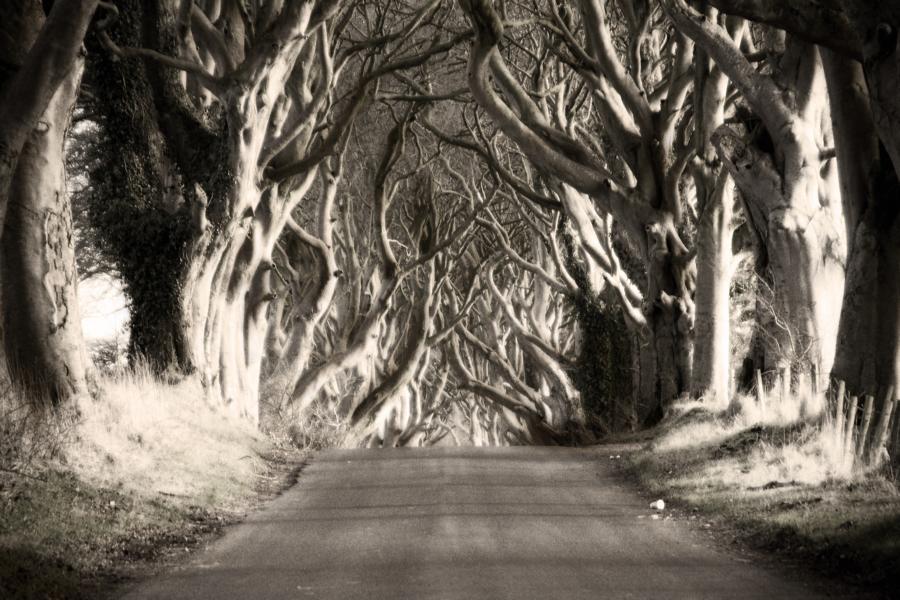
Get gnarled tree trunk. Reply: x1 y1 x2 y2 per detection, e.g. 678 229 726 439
0 0 96 401
459 0 698 420
667 1 846 389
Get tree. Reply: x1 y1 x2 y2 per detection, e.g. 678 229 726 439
688 10 744 403
83 0 464 423
697 0 900 403
277 110 482 434
0 0 98 401
443 175 591 441
824 52 900 405
457 0 700 418
664 0 846 389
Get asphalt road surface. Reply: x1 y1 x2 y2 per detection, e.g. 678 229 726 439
122 447 837 599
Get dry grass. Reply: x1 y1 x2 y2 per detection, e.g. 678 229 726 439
264 396 351 451
656 385 848 487
69 364 268 508
0 383 77 475
624 387 900 594
1 366 301 600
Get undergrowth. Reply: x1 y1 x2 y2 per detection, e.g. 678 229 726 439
69 364 268 505
655 389 849 486
263 396 350 451
623 388 900 595
0 366 303 600
0 382 77 476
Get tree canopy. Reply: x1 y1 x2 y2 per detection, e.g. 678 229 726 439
0 0 897 447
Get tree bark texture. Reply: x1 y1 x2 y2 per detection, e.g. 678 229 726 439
84 1 203 370
825 51 900 403
666 0 847 387
691 173 735 403
0 0 96 401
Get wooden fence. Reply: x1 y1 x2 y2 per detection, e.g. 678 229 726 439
754 369 898 471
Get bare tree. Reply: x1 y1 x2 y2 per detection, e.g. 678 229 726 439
457 0 699 418
446 190 589 441
426 107 640 425
261 102 485 445
83 0 466 422
692 0 900 403
664 0 846 389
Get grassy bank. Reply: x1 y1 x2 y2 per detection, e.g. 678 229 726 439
619 395 900 596
0 369 305 599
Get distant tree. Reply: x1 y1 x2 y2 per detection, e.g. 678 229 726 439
457 0 699 420
264 106 483 444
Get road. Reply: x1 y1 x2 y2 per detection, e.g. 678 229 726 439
121 447 836 599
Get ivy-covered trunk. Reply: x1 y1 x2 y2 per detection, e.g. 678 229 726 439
572 298 634 431
84 3 201 371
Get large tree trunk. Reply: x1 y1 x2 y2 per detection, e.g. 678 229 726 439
688 15 741 403
691 173 735 403
862 18 900 182
179 170 315 423
763 207 844 378
0 2 94 401
825 51 900 402
560 188 689 422
647 278 693 411
832 193 900 402
626 211 694 422
728 135 845 384
671 25 849 387
84 2 205 371
2 55 90 401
